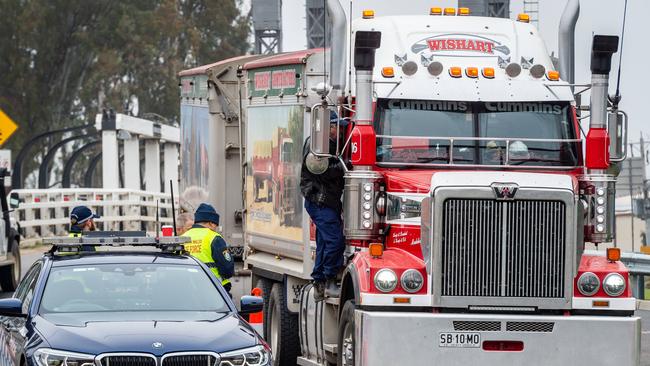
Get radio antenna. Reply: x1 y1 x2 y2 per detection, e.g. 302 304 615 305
170 180 178 236
155 200 160 240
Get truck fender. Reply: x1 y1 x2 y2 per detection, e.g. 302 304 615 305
340 263 361 313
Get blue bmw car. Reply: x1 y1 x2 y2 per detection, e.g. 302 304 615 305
0 233 270 366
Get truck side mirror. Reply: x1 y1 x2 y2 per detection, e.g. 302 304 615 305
310 104 331 156
9 192 19 209
608 110 627 162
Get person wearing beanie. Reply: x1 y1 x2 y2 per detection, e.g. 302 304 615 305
68 205 100 252
182 203 234 293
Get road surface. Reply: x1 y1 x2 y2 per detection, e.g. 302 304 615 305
6 247 650 365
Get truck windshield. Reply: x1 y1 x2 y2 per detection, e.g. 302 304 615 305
375 99 581 167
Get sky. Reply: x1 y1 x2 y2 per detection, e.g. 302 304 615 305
242 0 649 154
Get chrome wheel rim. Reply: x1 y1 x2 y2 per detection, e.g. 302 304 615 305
270 302 280 363
342 321 354 366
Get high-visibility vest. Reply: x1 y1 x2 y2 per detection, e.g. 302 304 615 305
183 227 231 287
63 232 95 253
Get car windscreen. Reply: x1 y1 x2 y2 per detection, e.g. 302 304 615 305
39 264 229 314
375 99 581 167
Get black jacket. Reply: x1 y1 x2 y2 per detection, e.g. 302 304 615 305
300 137 345 211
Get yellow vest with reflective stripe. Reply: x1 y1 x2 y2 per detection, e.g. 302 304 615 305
183 227 231 287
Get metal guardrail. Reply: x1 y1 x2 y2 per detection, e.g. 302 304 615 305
583 249 650 275
10 188 176 238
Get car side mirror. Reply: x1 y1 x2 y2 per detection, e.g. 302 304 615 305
239 295 263 315
0 299 26 318
9 192 19 209
310 104 331 156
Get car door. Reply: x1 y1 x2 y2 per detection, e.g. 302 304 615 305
1 261 42 366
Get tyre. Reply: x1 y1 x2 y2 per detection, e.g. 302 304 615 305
337 300 356 366
254 278 273 338
268 282 300 366
0 237 20 292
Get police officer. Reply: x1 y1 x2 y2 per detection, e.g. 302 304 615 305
183 203 235 293
68 206 99 252
301 111 348 301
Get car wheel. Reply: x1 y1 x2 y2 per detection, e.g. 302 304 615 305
337 300 356 366
268 283 299 366
254 278 272 338
0 238 20 292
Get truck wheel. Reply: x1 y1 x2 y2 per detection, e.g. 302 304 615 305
0 238 20 292
268 283 299 366
337 300 356 366
254 278 272 338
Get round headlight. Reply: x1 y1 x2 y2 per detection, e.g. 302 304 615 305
603 273 626 297
400 269 424 293
374 269 398 293
577 272 600 296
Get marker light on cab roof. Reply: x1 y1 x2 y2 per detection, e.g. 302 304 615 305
546 70 560 81
444 7 455 16
517 13 531 23
465 67 478 78
430 7 442 15
362 10 375 19
382 67 395 78
482 67 495 78
449 67 462 78
457 7 470 16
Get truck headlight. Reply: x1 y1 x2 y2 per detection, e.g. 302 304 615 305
400 269 424 293
219 345 271 366
374 269 398 292
577 272 600 296
603 273 626 297
34 349 95 366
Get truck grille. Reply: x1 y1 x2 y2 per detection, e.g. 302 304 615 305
162 355 217 366
441 199 566 298
101 356 157 366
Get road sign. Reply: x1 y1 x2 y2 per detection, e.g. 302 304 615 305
0 109 18 146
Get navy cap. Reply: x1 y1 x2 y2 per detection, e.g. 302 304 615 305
194 203 220 226
330 110 349 127
70 206 99 225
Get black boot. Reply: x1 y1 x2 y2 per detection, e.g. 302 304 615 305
313 281 325 302
325 279 340 298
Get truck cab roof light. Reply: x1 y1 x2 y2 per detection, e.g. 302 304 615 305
607 247 621 261
465 67 478 78
444 7 455 16
381 67 395 78
529 64 546 78
457 7 470 16
482 67 495 78
430 7 442 15
449 66 462 78
362 10 375 19
505 63 522 77
517 13 531 23
546 70 560 81
428 61 444 76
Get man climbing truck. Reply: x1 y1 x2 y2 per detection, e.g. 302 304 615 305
179 1 641 365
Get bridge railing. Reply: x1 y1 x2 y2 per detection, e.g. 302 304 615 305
10 188 175 239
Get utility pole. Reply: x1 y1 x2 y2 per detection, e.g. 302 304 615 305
629 142 635 252
642 134 649 251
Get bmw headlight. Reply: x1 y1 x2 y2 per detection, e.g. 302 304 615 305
577 272 600 296
219 345 271 366
34 349 95 366
603 273 626 297
400 269 424 293
374 269 398 293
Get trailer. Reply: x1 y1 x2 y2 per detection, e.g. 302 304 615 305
180 2 641 365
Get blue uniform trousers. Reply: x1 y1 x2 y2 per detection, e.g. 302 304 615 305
305 199 345 282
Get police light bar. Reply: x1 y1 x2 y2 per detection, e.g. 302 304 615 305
44 231 190 253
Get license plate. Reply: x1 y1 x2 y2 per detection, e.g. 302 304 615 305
439 332 481 348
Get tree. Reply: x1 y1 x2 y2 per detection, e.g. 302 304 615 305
0 0 251 187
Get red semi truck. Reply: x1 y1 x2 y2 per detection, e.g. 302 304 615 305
180 1 641 365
